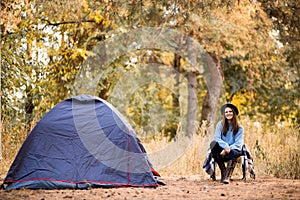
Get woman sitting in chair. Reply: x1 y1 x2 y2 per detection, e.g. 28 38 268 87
210 103 244 184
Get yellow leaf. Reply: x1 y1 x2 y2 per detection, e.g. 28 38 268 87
71 48 88 60
88 12 94 19
94 13 103 24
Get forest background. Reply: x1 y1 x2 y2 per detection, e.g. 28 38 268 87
1 0 299 179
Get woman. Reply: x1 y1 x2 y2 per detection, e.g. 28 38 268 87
210 103 244 184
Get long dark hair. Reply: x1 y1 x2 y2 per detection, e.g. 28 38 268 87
222 109 240 136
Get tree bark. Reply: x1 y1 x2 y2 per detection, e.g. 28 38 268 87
201 53 223 134
187 71 197 137
173 54 181 108
187 37 198 138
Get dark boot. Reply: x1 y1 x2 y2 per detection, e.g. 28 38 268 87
223 160 237 184
212 153 226 182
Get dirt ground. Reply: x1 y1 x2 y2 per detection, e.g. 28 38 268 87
1 175 299 200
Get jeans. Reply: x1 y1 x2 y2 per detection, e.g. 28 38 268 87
210 140 242 162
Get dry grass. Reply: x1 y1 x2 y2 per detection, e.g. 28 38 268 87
143 117 299 179
1 118 299 179
0 120 32 176
241 118 300 179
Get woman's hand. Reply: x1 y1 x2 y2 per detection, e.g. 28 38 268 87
220 147 230 156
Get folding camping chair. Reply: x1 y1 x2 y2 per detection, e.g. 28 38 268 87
203 144 256 181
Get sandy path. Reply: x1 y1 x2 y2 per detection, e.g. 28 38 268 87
1 176 299 200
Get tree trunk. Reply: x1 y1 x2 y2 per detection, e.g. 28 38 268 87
187 71 197 137
25 85 34 134
201 53 223 134
187 38 198 138
173 54 181 108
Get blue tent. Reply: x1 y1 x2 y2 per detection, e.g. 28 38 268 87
3 95 160 190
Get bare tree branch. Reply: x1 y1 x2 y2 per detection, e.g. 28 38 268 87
40 18 102 26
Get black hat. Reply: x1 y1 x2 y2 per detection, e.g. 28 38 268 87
220 103 239 115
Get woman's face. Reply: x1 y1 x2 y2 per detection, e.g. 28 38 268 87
224 107 234 121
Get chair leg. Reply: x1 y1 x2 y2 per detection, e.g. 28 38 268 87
210 162 216 181
242 157 247 181
211 172 216 181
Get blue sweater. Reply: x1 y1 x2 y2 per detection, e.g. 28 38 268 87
213 121 244 151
